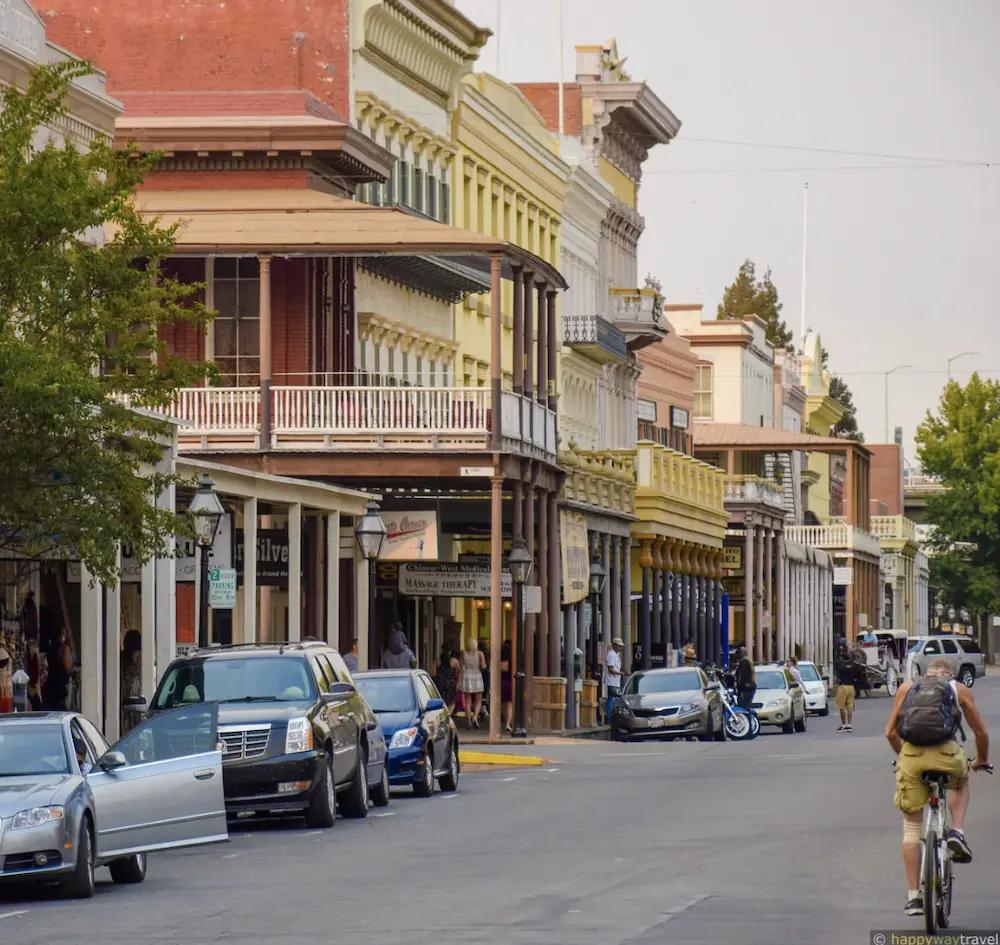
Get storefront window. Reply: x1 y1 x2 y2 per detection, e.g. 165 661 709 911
213 257 260 386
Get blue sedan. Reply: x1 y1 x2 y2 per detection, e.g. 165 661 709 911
354 670 459 796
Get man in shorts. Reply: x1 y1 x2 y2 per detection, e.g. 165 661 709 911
885 659 990 916
833 647 858 732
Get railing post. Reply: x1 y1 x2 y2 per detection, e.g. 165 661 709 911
259 255 272 449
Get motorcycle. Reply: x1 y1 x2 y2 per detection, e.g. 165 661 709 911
706 666 759 740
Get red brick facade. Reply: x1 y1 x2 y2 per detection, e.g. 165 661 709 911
515 83 583 136
869 444 904 516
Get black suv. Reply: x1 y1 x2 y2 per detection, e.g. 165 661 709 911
149 642 388 827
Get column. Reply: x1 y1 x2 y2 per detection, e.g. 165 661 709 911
651 542 662 652
490 254 503 452
696 552 708 663
764 528 774 662
524 485 537 693
155 479 176 681
679 547 691 648
670 544 682 650
538 490 550 676
775 538 785 661
546 290 558 412
547 494 560 678
661 543 673 655
79 565 103 729
622 537 633 673
287 503 302 642
754 526 765 662
601 533 612 648
744 524 755 657
640 541 652 669
326 511 340 646
140 555 156 702
523 271 534 399
104 547 122 742
564 605 576 728
243 497 258 644
536 281 548 405
577 601 587 724
355 548 370 670
259 255 273 447
489 470 503 739
512 266 524 394
610 535 623 655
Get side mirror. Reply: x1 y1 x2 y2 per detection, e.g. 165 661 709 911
821 675 830 683
122 696 147 710
323 682 356 703
706 681 721 691
366 719 379 732
99 751 128 772
425 698 445 712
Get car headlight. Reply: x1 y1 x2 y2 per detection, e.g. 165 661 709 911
389 727 419 750
679 702 702 713
285 717 313 754
769 696 791 708
11 806 64 830
614 702 632 716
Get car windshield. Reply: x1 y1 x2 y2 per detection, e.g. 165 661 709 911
626 671 702 695
356 676 416 713
0 724 70 776
797 664 821 682
153 657 316 709
756 670 789 690
908 639 924 652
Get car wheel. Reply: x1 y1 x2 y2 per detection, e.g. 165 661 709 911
819 705 830 717
959 665 976 688
305 752 337 828
781 718 794 734
62 819 95 899
439 739 460 792
109 852 147 885
610 725 629 742
413 747 435 798
886 667 900 696
370 763 391 808
713 710 728 742
339 748 370 818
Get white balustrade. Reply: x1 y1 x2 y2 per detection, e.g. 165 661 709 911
172 387 260 434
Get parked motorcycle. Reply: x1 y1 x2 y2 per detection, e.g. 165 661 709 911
705 666 759 740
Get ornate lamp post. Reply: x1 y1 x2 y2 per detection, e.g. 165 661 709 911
960 607 970 633
934 601 944 630
188 474 224 649
355 501 387 667
589 544 607 681
508 539 533 738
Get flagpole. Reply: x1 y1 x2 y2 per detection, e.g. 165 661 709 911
800 181 809 344
557 0 565 135
495 0 501 75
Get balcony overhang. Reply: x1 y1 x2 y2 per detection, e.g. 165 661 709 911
609 287 668 351
360 255 490 303
692 422 871 457
563 314 629 364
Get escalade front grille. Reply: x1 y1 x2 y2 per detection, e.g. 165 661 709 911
219 724 271 762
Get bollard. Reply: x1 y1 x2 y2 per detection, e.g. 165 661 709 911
12 669 30 712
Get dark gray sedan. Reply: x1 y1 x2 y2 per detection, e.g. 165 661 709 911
0 707 227 898
610 667 726 742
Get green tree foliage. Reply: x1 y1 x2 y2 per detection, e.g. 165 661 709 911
0 62 211 584
917 375 1000 623
818 345 862 441
716 259 793 350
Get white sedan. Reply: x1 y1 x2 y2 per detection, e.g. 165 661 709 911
797 661 829 716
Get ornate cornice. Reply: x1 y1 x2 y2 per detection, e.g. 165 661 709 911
356 91 457 165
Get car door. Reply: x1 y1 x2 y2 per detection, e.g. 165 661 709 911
317 653 357 784
88 703 227 860
417 674 448 769
701 671 722 728
940 639 961 674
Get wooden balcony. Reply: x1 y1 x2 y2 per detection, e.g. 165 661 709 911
871 514 917 542
722 475 786 514
560 444 635 517
784 518 882 559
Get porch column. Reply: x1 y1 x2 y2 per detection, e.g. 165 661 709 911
622 537 633 673
524 484 537 695
522 271 535 399
775 537 785 660
754 526 765 663
639 541 652 669
696 553 707 663
140 554 156 703
601 533 612 657
326 511 340 646
243 498 258 644
744 524 755 657
259 255 273 448
512 266 524 394
154 479 176 681
488 470 503 740
650 542 662 651
104 546 122 742
355 548 370 669
610 535 622 656
764 528 774 662
576 601 587 722
660 543 672 654
490 254 503 451
538 490 550 676
547 494 560 677
287 502 302 642
670 544 682 650
79 564 103 728
536 282 548 405
564 604 576 728
546 290 558 412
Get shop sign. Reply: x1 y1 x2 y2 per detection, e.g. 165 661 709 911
637 399 658 423
208 568 237 609
398 563 512 599
833 567 854 586
560 510 589 605
670 406 690 430
722 546 742 571
235 529 292 586
381 511 438 561
460 466 494 477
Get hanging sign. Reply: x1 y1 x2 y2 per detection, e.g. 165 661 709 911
398 563 512 599
380 511 439 561
833 567 854 586
560 510 589 605
722 546 742 571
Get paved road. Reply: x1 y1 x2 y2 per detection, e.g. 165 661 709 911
4 680 1000 945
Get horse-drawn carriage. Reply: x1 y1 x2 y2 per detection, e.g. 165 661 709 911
856 629 909 696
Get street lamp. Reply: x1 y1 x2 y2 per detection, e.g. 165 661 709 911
947 606 956 627
934 601 944 629
355 501 387 666
508 538 533 739
960 607 970 629
883 364 913 444
947 351 978 382
589 544 607 683
187 474 224 649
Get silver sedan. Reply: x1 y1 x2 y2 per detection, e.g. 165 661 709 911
610 667 726 742
0 707 228 898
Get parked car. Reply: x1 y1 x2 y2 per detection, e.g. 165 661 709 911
905 635 986 687
0 707 227 899
797 660 829 716
354 670 459 796
609 667 725 742
752 665 807 733
149 642 389 827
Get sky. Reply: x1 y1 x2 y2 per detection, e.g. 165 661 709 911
457 0 1000 463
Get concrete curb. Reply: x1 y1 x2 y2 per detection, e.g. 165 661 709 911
458 749 546 767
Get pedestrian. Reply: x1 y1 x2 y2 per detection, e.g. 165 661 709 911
500 639 514 734
0 645 13 714
849 637 868 698
343 638 360 674
382 623 417 670
121 630 142 734
603 636 625 720
42 626 73 711
479 641 491 724
785 656 806 690
733 645 756 710
458 637 486 729
834 647 859 732
433 645 460 714
682 638 697 666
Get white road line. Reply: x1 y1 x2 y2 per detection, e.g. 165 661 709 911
222 853 242 860
546 767 560 773
501 776 517 782
658 894 711 919
373 811 396 818
304 830 323 836
440 793 458 799
0 911 29 920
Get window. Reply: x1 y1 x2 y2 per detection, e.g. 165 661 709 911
941 640 959 654
694 363 714 420
0 723 70 775
153 657 316 708
77 717 110 761
399 158 410 206
310 656 334 692
413 167 425 213
924 641 941 655
439 180 450 223
213 257 260 385
328 651 354 684
959 640 983 654
427 175 437 219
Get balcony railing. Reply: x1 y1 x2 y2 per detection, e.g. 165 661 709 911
871 515 917 542
562 313 629 363
635 443 725 511
723 475 785 512
608 286 667 350
785 518 882 558
160 385 555 458
560 444 635 516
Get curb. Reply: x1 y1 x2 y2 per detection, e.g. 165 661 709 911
458 749 546 767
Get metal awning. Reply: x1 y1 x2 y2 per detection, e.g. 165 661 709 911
359 255 490 303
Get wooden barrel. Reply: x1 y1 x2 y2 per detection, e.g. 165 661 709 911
579 679 599 727
531 676 566 732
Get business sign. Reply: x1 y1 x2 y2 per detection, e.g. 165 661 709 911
235 529 292 585
398 563 511 598
560 510 589 605
636 399 658 423
722 546 742 571
381 511 438 561
833 567 854 586
208 568 237 609
460 466 494 478
670 406 690 430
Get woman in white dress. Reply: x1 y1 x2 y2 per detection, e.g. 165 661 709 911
458 638 486 728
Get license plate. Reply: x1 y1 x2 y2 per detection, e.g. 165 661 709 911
648 717 666 729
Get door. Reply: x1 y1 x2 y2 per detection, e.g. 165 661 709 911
326 651 362 783
314 654 354 784
417 674 448 772
89 703 227 859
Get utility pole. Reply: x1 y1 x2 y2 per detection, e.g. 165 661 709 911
799 182 808 345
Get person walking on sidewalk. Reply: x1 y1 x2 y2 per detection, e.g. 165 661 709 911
603 637 625 721
734 646 756 710
458 638 486 729
834 647 860 732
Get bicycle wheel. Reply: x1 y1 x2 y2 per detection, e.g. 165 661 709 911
924 826 939 935
938 849 953 929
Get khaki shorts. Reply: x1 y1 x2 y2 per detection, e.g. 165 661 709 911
894 740 970 813
835 685 855 710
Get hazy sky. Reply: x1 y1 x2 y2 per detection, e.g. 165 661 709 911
458 0 1000 462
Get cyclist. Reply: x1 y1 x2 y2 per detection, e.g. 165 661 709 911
885 658 990 916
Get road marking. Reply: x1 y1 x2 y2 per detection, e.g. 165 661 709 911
567 909 582 914
546 767 560 773
440 793 458 799
0 911 29 921
223 852 242 860
373 811 396 818
304 831 323 836
501 776 517 782
658 894 711 918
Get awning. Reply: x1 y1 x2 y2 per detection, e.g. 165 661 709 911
359 255 490 303
131 189 567 289
693 422 870 456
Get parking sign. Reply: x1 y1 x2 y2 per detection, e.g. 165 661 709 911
208 567 237 609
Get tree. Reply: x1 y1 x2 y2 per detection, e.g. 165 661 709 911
917 375 1000 641
0 62 211 585
717 259 793 350
818 345 862 441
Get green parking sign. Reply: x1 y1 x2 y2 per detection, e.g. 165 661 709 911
208 567 237 609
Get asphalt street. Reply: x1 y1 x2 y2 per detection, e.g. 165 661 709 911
4 679 1000 945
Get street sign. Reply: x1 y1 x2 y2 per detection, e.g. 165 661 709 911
833 567 853 586
208 567 237 609
460 466 494 477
